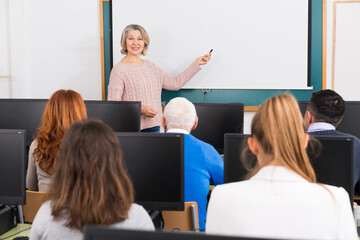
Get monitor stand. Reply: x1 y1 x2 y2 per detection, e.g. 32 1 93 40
148 210 164 229
17 205 24 224
0 205 17 235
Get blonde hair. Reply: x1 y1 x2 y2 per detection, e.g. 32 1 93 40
249 93 316 182
120 24 150 55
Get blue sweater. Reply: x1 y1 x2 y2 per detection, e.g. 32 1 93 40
308 130 360 195
184 134 224 231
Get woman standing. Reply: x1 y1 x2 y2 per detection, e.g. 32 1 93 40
108 24 211 132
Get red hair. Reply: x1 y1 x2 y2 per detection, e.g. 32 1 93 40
33 89 87 175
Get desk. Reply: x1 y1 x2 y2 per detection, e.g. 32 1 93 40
0 224 31 239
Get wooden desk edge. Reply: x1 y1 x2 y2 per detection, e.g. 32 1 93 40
0 223 31 238
244 106 259 112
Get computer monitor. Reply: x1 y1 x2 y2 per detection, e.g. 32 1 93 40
336 101 360 140
192 103 244 154
85 100 141 132
224 134 251 183
224 134 354 206
0 99 48 146
0 99 141 147
115 133 184 211
83 227 273 240
308 135 354 205
297 101 308 117
0 129 26 205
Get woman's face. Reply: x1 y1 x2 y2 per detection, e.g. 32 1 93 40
126 30 144 56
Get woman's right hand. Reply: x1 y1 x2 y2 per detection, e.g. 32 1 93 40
141 105 158 118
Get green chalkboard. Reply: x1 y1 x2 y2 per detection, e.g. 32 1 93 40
103 0 323 106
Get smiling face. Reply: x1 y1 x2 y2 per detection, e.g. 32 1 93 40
125 30 145 57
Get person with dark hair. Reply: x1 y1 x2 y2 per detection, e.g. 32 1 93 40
206 94 356 239
305 89 346 127
29 120 154 240
305 89 360 194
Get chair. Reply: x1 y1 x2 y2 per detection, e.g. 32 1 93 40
162 202 199 231
22 190 47 223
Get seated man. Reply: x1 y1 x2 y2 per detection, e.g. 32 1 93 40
162 97 224 231
304 89 360 195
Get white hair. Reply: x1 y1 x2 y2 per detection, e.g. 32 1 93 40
163 97 197 131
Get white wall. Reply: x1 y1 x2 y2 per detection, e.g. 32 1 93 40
4 0 102 100
325 0 360 100
0 0 12 97
243 112 255 134
244 1 360 133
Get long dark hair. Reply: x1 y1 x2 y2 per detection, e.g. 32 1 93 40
48 119 134 230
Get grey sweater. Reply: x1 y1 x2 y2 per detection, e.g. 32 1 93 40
29 201 155 240
26 140 53 192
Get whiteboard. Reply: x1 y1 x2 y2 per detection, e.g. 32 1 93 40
332 2 360 100
112 0 309 89
8 0 102 99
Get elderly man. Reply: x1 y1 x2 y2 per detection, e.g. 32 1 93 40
162 97 223 231
304 89 360 195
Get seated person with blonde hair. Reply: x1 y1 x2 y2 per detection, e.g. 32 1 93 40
206 94 357 239
162 97 223 231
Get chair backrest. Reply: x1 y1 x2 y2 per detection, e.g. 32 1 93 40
162 201 199 231
22 190 47 223
353 202 358 225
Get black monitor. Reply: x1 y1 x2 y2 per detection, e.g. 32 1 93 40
83 227 274 240
115 133 184 211
0 99 141 147
308 135 354 205
85 100 141 132
336 101 360 140
297 101 308 117
192 103 244 154
224 134 354 206
224 134 251 183
0 99 48 146
0 129 26 205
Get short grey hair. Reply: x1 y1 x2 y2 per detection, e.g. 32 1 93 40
163 97 197 130
120 24 150 55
